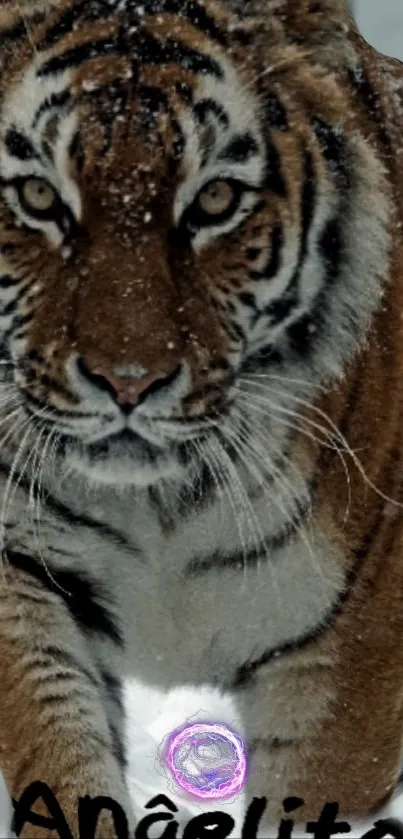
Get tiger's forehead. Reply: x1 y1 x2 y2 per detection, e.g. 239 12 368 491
0 2 264 221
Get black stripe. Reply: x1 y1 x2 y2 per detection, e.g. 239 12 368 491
38 34 123 76
249 221 284 281
0 243 17 256
395 769 403 790
286 250 341 361
263 289 297 325
5 129 38 162
38 687 99 706
258 150 316 333
193 98 229 129
0 457 138 554
226 318 246 343
312 117 349 183
35 1 116 50
6 549 124 646
241 343 284 371
109 721 127 770
138 84 168 118
263 135 287 197
318 217 343 285
101 670 123 703
0 274 20 289
142 0 228 47
38 28 222 79
38 372 80 401
4 312 34 340
286 312 317 357
294 150 316 267
185 504 310 576
101 670 127 769
32 91 72 129
68 130 85 172
232 499 387 689
249 735 295 752
283 128 351 357
246 248 262 262
313 118 350 289
31 644 100 686
25 348 44 363
238 291 258 311
14 329 31 342
0 13 45 48
19 391 62 420
0 342 12 364
0 19 28 44
347 67 393 155
265 93 289 132
218 133 258 165
22 391 95 421
36 0 228 51
134 30 223 78
175 80 193 104
0 282 29 318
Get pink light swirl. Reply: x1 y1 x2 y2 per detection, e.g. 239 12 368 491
164 722 247 800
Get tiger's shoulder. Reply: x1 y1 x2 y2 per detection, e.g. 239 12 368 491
349 33 403 207
378 54 403 121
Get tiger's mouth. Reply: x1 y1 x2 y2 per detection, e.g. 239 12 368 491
63 427 186 488
83 429 163 462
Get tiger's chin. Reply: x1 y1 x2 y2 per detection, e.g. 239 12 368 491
63 431 186 488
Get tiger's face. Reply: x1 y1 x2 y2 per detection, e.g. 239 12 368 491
0 0 389 488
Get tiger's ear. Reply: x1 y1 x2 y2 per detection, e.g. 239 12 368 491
273 0 355 67
227 0 357 69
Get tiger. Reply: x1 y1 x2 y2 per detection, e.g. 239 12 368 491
0 0 402 834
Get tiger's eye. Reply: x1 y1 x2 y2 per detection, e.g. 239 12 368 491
197 180 235 216
22 178 57 213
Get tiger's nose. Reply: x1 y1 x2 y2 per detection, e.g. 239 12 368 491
77 357 181 410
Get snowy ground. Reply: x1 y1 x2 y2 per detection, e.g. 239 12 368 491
1 2 403 837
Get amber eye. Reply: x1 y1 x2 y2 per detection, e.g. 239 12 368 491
183 178 243 233
197 179 235 216
20 177 58 216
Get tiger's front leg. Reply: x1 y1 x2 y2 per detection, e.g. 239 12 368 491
234 649 337 827
235 634 403 827
0 562 134 839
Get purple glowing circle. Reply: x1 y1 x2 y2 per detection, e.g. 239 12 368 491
164 722 247 800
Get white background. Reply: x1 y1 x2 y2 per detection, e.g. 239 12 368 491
1 3 402 838
356 0 403 59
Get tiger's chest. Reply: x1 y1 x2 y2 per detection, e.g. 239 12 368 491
110 495 346 690
6 473 346 690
